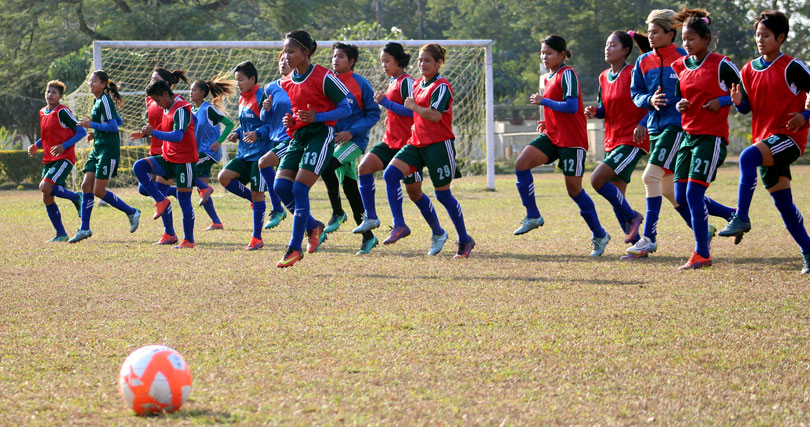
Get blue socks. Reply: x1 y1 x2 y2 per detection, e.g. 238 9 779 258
156 182 177 198
101 190 135 215
771 188 810 253
384 166 406 227
252 200 265 240
705 196 736 221
46 203 66 236
685 182 710 258
202 197 220 224
359 173 377 220
178 191 195 243
643 196 662 242
133 159 166 202
275 178 317 230
435 188 471 243
50 185 80 202
415 194 445 236
515 169 541 219
673 181 693 227
224 179 252 201
572 189 606 238
596 182 634 222
160 202 175 237
80 192 94 230
736 145 763 223
290 181 311 251
195 178 209 190
259 166 284 213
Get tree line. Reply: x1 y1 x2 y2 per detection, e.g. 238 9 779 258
0 0 807 141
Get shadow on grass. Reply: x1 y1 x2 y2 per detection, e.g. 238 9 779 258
138 408 236 423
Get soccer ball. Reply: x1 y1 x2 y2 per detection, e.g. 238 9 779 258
118 345 192 415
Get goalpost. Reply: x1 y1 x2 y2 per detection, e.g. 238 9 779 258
65 40 496 190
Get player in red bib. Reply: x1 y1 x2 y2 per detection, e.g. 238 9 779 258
274 30 352 267
719 10 810 273
132 80 199 248
383 43 474 258
585 31 650 250
514 35 609 257
28 80 87 242
670 8 740 269
353 42 447 256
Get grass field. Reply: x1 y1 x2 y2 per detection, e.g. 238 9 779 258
2 165 810 424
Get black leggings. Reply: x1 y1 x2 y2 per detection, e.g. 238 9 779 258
321 157 372 240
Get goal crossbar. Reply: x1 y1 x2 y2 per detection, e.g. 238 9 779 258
92 39 496 190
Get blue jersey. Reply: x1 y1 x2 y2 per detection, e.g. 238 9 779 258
334 70 380 152
261 79 293 144
194 102 223 162
233 84 273 162
630 43 686 134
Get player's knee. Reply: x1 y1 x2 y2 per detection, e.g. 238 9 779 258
740 144 763 167
642 167 661 186
93 188 106 198
383 165 402 183
38 180 50 194
406 186 422 202
292 180 310 198
217 170 230 186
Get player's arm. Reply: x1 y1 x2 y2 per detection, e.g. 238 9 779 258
630 59 654 109
540 69 578 114
54 109 87 154
347 78 381 138
714 59 742 108
378 77 414 117
405 81 451 122
88 95 120 132
208 106 235 145
786 60 810 129
150 108 189 142
253 91 274 140
310 74 351 123
586 81 604 119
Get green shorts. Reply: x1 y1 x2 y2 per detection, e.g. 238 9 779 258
602 145 646 184
673 134 726 185
83 144 120 179
151 155 198 188
279 123 334 175
42 159 73 187
197 154 218 179
369 142 422 184
225 157 264 192
758 134 802 189
648 126 683 171
333 140 362 182
528 133 586 177
271 139 290 158
393 139 460 187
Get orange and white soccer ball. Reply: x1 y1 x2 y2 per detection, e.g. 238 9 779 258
118 345 192 415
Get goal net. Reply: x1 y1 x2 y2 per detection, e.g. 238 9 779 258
64 40 495 189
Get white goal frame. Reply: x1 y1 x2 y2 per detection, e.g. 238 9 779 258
92 39 497 190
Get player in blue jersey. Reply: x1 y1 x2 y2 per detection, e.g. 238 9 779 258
258 53 294 231
189 75 235 230
320 42 381 252
219 60 280 250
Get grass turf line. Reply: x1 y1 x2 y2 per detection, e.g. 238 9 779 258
1 166 809 423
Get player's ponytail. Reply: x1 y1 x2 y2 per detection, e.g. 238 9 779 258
93 70 124 108
198 75 235 110
542 35 572 59
628 30 652 54
285 30 317 58
153 67 189 86
674 7 712 40
383 42 411 68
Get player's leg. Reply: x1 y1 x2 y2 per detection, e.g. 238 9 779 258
259 148 287 229
219 159 252 201
354 144 390 233
592 146 643 243
247 162 266 250
514 135 552 235
422 140 473 258
173 162 197 248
